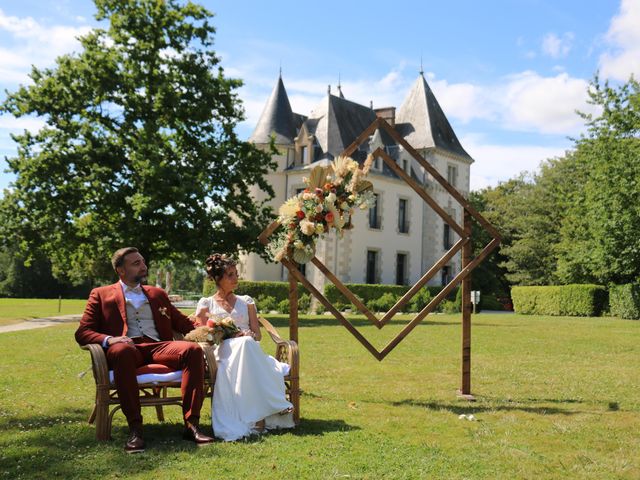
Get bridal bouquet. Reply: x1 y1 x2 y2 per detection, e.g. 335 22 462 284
269 155 376 264
184 316 240 345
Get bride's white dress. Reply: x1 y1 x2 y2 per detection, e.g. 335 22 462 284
196 295 294 441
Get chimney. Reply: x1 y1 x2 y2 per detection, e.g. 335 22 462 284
374 106 396 126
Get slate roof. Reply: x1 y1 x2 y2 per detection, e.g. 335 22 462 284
304 94 377 159
249 75 297 145
395 74 473 162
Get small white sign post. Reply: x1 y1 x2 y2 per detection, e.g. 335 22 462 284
471 290 481 314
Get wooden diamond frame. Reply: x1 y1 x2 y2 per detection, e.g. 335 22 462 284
259 117 501 397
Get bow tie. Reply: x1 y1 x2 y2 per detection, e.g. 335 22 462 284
126 286 143 294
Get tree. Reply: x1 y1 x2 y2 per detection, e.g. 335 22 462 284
0 0 275 284
556 76 640 284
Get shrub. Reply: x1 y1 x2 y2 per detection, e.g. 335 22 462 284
478 294 504 312
277 299 290 314
298 293 311 312
203 279 304 302
256 295 277 313
408 288 433 313
511 284 608 316
366 292 398 312
609 284 640 320
441 299 460 314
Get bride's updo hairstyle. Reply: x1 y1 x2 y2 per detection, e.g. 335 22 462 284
205 253 237 284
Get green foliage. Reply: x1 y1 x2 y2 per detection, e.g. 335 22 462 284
277 298 290 314
473 77 640 288
609 283 640 320
0 0 276 283
255 295 277 313
203 279 304 301
298 293 311 312
440 299 460 314
324 283 443 305
511 284 608 316
366 292 398 312
407 287 433 313
0 243 93 298
479 294 505 311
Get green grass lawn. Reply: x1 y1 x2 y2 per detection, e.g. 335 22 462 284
0 313 638 479
0 298 87 326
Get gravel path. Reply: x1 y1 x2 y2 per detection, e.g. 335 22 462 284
0 314 81 333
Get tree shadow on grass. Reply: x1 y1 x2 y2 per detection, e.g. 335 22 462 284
389 398 585 416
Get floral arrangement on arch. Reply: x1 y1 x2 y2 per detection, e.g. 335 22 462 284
269 155 376 264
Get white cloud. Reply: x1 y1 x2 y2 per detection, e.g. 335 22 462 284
463 135 570 191
0 8 90 86
0 114 46 132
599 0 640 81
499 71 594 134
541 32 574 58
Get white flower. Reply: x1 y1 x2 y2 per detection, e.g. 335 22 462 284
326 192 336 204
299 219 316 236
294 240 304 249
315 204 323 213
302 192 314 201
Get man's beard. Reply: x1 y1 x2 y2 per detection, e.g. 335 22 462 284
134 274 148 285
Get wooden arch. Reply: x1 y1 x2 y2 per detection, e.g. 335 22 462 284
259 117 501 399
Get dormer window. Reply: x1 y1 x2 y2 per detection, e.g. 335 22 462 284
301 145 309 164
374 157 381 171
402 159 409 173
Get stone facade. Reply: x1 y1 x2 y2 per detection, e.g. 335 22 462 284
239 73 473 291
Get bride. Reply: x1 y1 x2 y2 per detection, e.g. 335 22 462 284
195 253 294 441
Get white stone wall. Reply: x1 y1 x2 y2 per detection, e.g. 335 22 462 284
239 144 472 289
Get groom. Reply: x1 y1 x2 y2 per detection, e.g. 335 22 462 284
75 247 214 452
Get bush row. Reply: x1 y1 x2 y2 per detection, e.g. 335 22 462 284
511 284 608 316
203 279 304 301
609 283 640 320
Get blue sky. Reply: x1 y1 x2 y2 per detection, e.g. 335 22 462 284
1 0 638 191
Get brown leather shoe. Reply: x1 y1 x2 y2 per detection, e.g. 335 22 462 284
124 426 145 454
183 422 214 445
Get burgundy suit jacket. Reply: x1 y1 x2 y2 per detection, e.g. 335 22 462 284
75 282 195 346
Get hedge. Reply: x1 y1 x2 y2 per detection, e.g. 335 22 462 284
324 283 449 305
511 284 608 316
203 279 304 302
609 283 640 320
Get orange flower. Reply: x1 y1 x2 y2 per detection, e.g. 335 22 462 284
296 210 305 219
325 211 335 223
324 182 333 191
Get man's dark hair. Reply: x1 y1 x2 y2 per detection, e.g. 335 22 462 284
111 247 139 273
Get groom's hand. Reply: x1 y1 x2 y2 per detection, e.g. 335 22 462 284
108 336 134 346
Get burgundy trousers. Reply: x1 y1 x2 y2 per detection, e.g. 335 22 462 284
105 340 204 428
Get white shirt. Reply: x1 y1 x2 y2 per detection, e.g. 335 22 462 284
119 280 147 309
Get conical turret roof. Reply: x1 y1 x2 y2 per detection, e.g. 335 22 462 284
249 75 297 145
395 74 473 161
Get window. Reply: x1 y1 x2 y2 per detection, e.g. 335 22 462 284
443 223 452 249
366 250 378 284
402 159 409 173
396 253 407 285
441 265 452 286
301 145 309 164
447 164 458 187
369 193 380 229
374 157 381 171
297 262 306 277
398 198 409 233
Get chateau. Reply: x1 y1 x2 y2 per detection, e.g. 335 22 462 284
239 72 473 292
